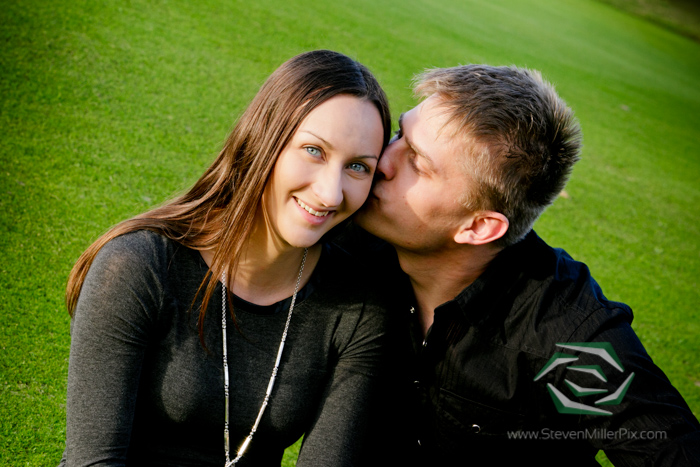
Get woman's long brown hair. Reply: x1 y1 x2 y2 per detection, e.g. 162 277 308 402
65 50 391 344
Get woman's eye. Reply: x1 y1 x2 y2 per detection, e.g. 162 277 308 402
305 146 322 157
348 162 369 173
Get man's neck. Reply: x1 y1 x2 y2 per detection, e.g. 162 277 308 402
396 245 499 336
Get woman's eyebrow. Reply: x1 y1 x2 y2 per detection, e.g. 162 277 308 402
300 130 379 159
300 130 333 150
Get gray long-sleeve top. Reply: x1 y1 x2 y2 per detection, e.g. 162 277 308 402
59 230 390 466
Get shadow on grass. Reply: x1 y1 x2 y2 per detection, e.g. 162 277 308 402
596 0 700 41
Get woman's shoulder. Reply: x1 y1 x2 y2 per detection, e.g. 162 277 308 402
91 230 199 284
99 229 177 257
318 241 371 285
327 223 399 277
314 242 392 315
78 230 204 318
303 242 394 361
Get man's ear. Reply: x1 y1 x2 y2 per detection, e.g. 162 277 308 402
453 211 509 245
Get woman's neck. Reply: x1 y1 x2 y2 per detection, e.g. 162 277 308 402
234 237 321 305
200 235 322 307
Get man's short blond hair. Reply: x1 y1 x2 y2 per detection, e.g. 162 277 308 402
415 65 582 247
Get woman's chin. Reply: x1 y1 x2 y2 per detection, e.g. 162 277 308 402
281 231 326 250
285 220 349 249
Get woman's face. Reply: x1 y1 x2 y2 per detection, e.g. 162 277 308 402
261 94 384 249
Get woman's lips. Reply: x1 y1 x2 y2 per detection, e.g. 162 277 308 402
294 197 335 225
295 197 331 217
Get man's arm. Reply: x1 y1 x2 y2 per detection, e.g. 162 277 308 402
561 314 700 466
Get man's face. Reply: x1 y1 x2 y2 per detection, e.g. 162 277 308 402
355 94 473 253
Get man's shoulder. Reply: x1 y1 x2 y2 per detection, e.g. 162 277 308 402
531 232 632 319
511 231 629 309
487 231 633 351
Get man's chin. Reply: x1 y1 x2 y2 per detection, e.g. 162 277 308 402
352 207 369 230
353 206 373 231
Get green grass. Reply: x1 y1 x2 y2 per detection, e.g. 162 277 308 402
1 0 699 465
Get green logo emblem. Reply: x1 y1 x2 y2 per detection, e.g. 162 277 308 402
534 343 635 416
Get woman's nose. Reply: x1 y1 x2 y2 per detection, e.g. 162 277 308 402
312 167 343 207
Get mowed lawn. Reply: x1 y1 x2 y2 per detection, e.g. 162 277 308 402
1 0 698 465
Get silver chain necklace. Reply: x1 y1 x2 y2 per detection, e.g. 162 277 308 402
221 248 308 466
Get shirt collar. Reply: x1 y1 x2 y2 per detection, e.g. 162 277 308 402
436 230 552 326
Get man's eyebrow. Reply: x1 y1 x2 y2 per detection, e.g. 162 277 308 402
399 113 434 169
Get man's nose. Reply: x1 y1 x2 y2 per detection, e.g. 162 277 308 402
376 142 398 180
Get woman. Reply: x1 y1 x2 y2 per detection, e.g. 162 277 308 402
59 50 392 466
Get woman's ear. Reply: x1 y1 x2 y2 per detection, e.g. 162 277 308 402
453 211 509 246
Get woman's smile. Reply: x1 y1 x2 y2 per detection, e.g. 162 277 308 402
295 197 333 218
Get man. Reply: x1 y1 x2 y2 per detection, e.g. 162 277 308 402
353 65 700 465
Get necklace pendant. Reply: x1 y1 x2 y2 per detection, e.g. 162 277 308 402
221 248 308 466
